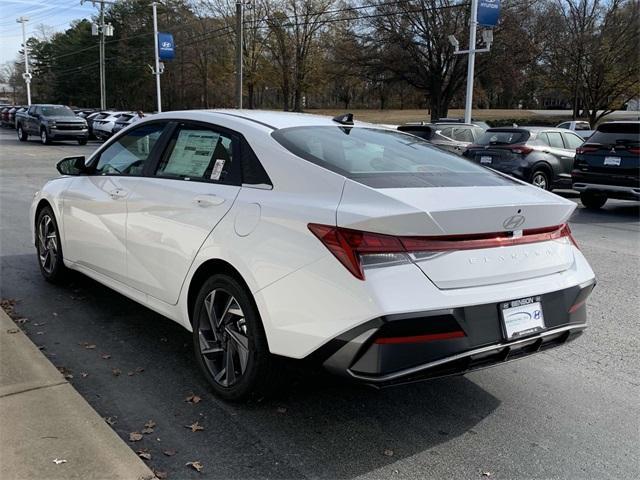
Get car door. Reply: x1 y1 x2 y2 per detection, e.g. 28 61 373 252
26 106 38 133
125 121 242 304
61 122 169 284
540 130 574 178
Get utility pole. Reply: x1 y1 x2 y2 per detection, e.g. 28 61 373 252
235 0 243 109
85 0 115 109
152 2 162 112
16 16 32 105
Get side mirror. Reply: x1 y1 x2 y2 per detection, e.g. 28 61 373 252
56 156 88 176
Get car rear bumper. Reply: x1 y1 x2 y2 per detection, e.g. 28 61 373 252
306 280 595 386
573 182 640 199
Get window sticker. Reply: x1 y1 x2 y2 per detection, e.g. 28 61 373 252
210 159 225 180
162 130 219 177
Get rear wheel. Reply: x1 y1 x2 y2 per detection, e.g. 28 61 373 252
580 192 607 210
17 125 27 141
531 169 550 190
36 206 68 283
192 274 279 401
40 129 51 145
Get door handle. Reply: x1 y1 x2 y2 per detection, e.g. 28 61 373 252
109 188 127 200
193 194 225 207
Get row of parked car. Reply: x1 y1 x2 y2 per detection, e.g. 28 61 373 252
1 104 149 143
397 118 639 209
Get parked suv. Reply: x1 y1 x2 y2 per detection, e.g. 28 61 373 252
463 127 585 190
398 122 486 155
572 121 640 209
16 104 88 145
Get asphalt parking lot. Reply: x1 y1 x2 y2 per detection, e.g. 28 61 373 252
1 128 638 479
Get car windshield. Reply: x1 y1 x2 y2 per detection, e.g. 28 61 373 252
41 106 76 117
272 126 516 188
587 123 640 147
476 130 529 145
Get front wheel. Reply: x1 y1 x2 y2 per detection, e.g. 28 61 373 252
531 169 550 190
17 125 27 141
192 274 279 401
36 206 68 283
580 192 607 210
40 129 51 145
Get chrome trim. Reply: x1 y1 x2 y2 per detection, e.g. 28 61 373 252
348 323 586 383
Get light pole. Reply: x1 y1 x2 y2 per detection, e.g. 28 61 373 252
85 0 115 109
16 16 32 105
152 2 162 112
449 0 494 124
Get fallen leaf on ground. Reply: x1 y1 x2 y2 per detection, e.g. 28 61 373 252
6 328 19 334
482 472 492 477
129 432 143 442
160 337 168 342
163 449 177 457
85 344 96 350
276 406 287 414
78 341 88 346
15 318 28 324
383 449 394 457
101 354 111 359
135 367 145 373
112 368 121 377
137 449 151 460
142 427 154 434
153 469 168 479
185 421 204 432
144 420 156 429
186 461 204 472
81 372 89 378
104 417 117 426
52 458 67 465
185 394 202 404
64 374 73 380
52 312 58 316
36 331 45 335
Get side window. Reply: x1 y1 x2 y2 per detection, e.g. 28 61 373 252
563 133 584 149
453 127 474 143
546 132 565 149
241 138 272 187
94 123 166 176
557 123 570 129
155 125 237 184
537 133 550 146
28 106 36 115
439 127 454 140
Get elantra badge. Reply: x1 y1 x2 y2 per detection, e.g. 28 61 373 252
503 214 526 230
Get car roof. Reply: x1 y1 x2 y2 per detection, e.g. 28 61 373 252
488 126 569 133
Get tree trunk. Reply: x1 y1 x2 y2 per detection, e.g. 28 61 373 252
247 82 255 109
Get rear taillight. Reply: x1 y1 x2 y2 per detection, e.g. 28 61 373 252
628 147 640 154
308 223 579 280
576 145 600 154
511 146 533 154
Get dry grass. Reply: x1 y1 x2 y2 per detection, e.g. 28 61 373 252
306 108 542 124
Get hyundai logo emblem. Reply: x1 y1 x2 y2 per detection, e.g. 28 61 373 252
503 214 526 230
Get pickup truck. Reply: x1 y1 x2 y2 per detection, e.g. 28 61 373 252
16 104 89 145
556 120 594 140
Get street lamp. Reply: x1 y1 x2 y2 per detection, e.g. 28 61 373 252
16 16 32 106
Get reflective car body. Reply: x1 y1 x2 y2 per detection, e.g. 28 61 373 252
31 110 595 391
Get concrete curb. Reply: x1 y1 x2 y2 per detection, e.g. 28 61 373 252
0 308 156 480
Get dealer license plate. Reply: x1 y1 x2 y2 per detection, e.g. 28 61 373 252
500 296 545 340
604 156 621 166
480 156 493 164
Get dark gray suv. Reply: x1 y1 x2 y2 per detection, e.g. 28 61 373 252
16 104 88 145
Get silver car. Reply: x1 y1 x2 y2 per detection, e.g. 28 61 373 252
398 122 486 155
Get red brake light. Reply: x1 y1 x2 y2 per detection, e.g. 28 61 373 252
628 147 640 154
511 146 533 154
308 223 579 280
576 145 599 154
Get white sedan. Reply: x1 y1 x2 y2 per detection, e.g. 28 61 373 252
31 110 596 400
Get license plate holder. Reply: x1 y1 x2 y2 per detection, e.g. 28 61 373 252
604 156 621 166
500 296 545 340
480 156 493 164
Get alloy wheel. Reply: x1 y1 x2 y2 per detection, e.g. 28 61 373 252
197 288 250 387
41 130 47 144
17 126 23 140
37 214 58 274
532 172 547 189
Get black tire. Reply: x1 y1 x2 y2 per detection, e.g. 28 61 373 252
192 274 279 401
78 138 88 145
530 169 551 190
35 206 68 283
580 192 607 210
40 128 51 145
17 124 27 141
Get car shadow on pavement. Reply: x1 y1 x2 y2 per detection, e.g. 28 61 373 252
569 202 639 224
1 254 500 479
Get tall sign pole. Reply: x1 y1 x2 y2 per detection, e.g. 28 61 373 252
16 16 32 105
152 2 162 113
99 1 106 109
463 0 478 124
235 0 243 109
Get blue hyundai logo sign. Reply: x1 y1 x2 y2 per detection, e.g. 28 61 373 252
158 32 175 60
477 0 501 27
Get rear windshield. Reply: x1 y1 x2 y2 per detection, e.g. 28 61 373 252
272 126 516 188
575 122 591 131
40 106 75 117
588 123 640 146
476 129 529 146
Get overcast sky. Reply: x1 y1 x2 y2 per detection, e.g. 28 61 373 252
0 0 97 66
